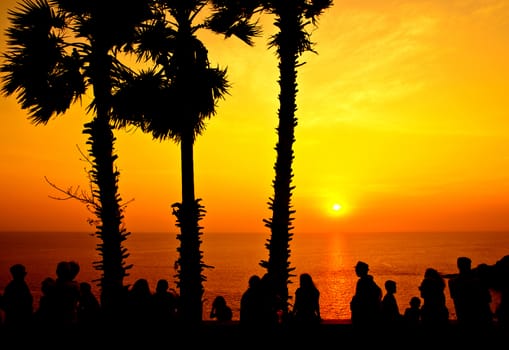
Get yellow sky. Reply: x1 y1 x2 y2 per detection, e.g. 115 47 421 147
1 0 508 234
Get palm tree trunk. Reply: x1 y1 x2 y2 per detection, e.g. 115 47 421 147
177 129 205 325
265 7 300 318
88 45 130 319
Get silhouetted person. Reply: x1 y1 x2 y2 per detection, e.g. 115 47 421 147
418 267 449 335
126 278 153 330
34 277 57 327
1 264 33 329
494 255 509 334
77 281 101 328
350 261 382 333
240 275 263 330
448 256 493 338
53 261 81 327
381 279 402 325
210 295 233 322
259 273 283 330
292 273 321 329
403 296 422 328
151 278 179 327
69 261 80 280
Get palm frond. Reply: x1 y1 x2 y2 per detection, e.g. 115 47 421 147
206 5 262 46
0 0 85 124
305 0 334 22
133 19 178 64
111 68 172 130
56 0 154 51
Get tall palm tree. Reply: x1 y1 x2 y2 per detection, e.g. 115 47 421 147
249 0 333 321
111 0 260 325
0 0 153 319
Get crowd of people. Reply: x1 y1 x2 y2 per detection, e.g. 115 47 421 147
348 258 498 339
1 255 509 343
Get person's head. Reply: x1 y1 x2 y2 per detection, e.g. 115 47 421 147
424 267 441 280
457 256 472 272
385 279 397 293
10 263 27 280
68 261 80 279
299 273 315 288
80 282 92 294
156 279 169 293
131 278 151 295
355 261 369 276
248 275 261 288
41 277 56 295
410 296 421 308
56 261 71 280
213 296 227 308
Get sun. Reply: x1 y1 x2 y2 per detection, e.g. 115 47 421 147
320 195 351 218
327 202 346 217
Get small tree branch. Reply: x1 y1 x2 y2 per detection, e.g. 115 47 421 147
44 175 96 206
44 145 134 217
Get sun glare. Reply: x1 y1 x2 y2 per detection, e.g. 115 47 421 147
328 202 346 217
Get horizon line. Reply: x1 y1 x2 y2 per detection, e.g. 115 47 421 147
0 229 508 235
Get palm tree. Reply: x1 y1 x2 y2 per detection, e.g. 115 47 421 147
249 0 333 321
0 0 153 319
110 0 260 325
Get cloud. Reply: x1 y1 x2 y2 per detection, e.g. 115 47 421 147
298 5 440 125
469 0 509 20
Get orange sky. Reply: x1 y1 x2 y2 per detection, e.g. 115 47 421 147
1 0 509 234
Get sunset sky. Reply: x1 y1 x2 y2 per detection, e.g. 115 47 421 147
1 0 508 235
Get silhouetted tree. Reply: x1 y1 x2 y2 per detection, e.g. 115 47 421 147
0 0 153 319
246 0 333 321
110 0 260 325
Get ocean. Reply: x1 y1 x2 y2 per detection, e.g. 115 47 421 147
0 231 507 321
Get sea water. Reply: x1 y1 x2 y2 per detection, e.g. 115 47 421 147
0 231 507 320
